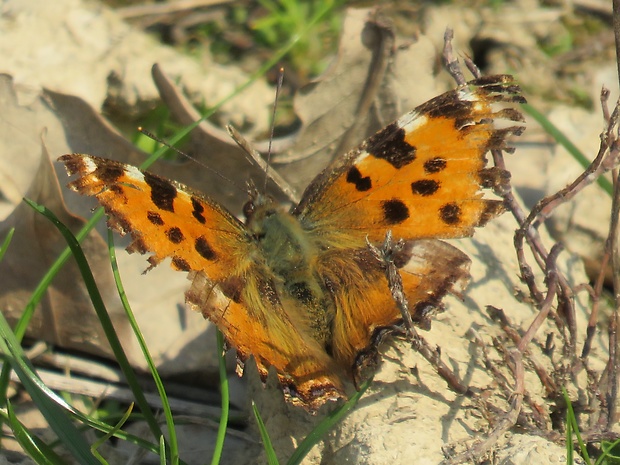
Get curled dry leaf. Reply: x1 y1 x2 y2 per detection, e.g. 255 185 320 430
0 142 127 359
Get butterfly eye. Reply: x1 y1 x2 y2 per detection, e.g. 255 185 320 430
243 200 256 220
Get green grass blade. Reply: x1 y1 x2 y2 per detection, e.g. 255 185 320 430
566 400 573 465
0 227 16 412
90 403 133 463
7 207 105 343
4 402 64 465
252 401 279 465
521 103 613 196
22 198 163 439
598 438 620 464
287 377 372 465
210 329 230 465
562 387 592 465
3 353 162 457
0 208 178 460
0 227 15 262
160 435 167 465
0 311 98 464
106 230 179 463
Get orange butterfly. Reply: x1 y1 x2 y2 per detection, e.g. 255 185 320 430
59 75 525 411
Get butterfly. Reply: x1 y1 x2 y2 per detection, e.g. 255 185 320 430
58 74 525 412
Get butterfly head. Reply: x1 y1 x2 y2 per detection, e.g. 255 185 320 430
243 187 281 234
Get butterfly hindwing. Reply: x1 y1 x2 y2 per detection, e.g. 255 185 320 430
186 269 345 408
316 240 470 370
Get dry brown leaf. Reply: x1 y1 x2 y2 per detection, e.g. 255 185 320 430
151 63 295 212
273 8 438 191
150 10 439 205
0 74 126 359
0 143 128 358
150 9 439 200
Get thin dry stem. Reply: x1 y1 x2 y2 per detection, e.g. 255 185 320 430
605 165 620 428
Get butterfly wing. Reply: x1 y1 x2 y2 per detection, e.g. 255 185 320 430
294 75 525 371
59 154 345 409
59 154 251 277
294 75 525 248
317 240 470 370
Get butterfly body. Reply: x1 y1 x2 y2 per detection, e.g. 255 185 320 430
59 75 525 411
245 194 335 349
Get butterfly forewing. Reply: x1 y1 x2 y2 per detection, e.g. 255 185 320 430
295 75 525 247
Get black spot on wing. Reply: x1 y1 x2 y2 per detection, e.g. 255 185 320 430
147 211 164 225
108 185 125 197
166 227 185 244
424 157 447 174
346 166 372 192
172 256 190 271
365 124 416 169
419 93 474 128
95 164 124 183
195 236 217 260
439 203 461 225
191 196 206 224
144 172 177 212
411 179 440 196
382 199 410 225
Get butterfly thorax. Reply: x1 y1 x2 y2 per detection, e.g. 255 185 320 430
245 195 335 349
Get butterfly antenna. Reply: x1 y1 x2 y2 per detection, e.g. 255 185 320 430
138 127 245 195
263 68 285 195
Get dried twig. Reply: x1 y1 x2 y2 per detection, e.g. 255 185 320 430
444 27 572 348
441 336 524 465
604 167 620 428
583 91 620 358
442 29 466 86
487 306 557 396
4 362 233 420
